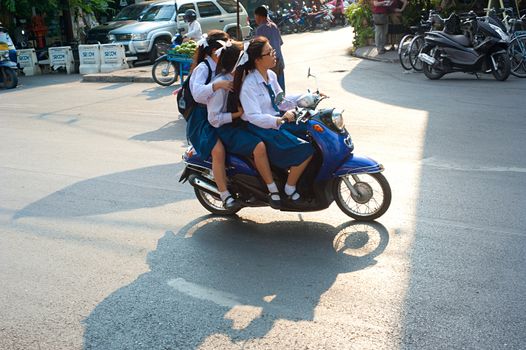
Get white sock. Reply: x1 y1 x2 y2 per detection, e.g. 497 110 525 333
267 182 280 200
285 184 300 200
220 191 234 204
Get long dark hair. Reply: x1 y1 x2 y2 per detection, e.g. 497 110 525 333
230 36 269 109
216 40 242 75
190 30 229 72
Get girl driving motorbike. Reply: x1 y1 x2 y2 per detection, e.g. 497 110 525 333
207 40 282 208
232 36 314 204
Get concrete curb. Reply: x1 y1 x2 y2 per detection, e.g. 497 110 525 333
82 74 154 83
81 66 154 83
350 46 399 64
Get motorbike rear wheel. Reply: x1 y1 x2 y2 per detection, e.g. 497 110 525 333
152 59 178 86
422 45 445 80
491 52 511 81
333 173 391 221
0 67 18 89
194 187 241 215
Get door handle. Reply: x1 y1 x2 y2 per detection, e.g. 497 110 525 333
219 20 224 22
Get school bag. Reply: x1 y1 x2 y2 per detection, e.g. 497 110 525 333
177 60 212 120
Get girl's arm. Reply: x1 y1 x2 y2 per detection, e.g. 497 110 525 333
240 83 281 129
190 62 233 105
207 88 233 128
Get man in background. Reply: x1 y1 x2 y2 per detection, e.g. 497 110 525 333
254 5 286 92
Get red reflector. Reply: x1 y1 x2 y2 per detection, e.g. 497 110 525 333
313 125 324 133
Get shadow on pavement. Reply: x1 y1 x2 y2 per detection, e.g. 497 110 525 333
130 119 186 142
139 84 181 101
13 163 188 219
342 59 526 348
83 217 390 349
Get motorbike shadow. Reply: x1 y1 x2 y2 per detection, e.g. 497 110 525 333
83 216 390 349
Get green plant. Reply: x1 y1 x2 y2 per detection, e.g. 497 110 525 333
346 0 373 48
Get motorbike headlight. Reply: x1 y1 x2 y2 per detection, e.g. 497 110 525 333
107 34 116 42
331 109 345 130
131 33 148 41
0 50 9 59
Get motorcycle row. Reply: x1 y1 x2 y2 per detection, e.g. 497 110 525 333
267 2 348 35
399 8 526 81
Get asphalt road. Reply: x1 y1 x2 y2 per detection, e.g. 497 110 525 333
1 27 525 350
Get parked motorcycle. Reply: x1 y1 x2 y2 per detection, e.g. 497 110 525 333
152 29 185 86
276 9 299 35
0 30 18 89
419 12 511 81
304 6 333 31
179 71 392 221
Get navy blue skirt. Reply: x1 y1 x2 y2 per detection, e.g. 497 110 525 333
217 122 262 157
245 123 313 169
186 105 218 160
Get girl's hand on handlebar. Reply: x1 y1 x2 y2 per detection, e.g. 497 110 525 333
282 110 296 122
213 80 233 92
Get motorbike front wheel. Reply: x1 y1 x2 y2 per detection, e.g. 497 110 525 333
194 187 241 215
333 173 391 221
491 52 511 81
0 67 18 89
152 60 178 86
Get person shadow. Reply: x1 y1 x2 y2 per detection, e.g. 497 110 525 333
83 216 390 349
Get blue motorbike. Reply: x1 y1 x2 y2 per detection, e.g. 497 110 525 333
179 82 392 221
0 29 18 89
152 30 191 86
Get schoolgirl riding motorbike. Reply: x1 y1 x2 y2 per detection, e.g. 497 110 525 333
179 76 391 221
418 12 511 81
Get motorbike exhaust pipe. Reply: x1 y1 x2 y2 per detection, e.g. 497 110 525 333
188 174 220 196
418 53 436 66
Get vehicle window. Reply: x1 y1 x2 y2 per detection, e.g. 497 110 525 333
216 0 240 13
197 2 222 17
140 4 175 21
178 3 196 14
114 4 149 21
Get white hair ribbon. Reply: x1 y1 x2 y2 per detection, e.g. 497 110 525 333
234 41 250 69
197 33 208 48
215 39 232 58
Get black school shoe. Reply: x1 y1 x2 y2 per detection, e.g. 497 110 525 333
268 192 281 209
223 196 241 210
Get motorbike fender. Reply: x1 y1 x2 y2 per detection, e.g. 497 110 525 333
334 154 383 176
154 54 168 63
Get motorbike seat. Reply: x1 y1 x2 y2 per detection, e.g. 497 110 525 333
441 33 472 47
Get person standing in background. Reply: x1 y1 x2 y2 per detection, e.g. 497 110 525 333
254 6 286 93
371 0 392 54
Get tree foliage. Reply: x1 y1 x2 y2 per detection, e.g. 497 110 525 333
0 0 113 17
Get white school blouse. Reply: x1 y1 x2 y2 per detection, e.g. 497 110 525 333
240 69 299 130
186 21 202 41
207 74 233 128
189 56 217 105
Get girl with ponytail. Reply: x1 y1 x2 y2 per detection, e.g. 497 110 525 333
206 40 279 208
231 36 313 204
186 30 236 209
